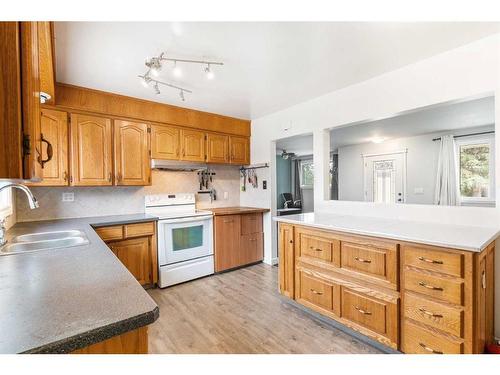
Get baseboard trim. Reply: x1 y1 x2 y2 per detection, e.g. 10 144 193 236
284 298 400 354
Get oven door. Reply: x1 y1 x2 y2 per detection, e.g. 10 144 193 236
158 215 213 266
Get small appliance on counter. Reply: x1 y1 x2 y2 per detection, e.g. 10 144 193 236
145 193 214 288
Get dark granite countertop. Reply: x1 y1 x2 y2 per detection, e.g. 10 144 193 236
0 214 160 354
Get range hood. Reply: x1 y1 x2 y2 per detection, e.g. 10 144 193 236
151 159 207 172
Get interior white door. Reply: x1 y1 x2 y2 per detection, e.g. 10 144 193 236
363 152 406 203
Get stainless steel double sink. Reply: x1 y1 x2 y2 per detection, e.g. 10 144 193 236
0 230 89 256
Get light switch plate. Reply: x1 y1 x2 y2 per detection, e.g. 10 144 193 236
413 187 424 195
223 191 229 200
62 192 74 202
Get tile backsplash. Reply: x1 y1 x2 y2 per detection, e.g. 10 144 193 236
16 166 241 222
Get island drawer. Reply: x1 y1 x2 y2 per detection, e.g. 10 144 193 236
340 241 397 286
404 270 464 305
403 246 463 277
403 320 463 354
296 270 340 316
296 226 340 266
341 288 392 338
404 292 463 337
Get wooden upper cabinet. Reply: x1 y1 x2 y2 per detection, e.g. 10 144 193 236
180 129 206 162
151 124 180 160
70 113 113 186
114 120 151 186
30 109 69 186
229 136 250 165
37 22 55 104
206 133 229 163
21 22 43 180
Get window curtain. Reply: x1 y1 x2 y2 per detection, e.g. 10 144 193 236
292 159 302 205
434 135 458 206
330 154 339 200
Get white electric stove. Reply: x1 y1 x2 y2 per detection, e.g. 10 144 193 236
145 193 214 288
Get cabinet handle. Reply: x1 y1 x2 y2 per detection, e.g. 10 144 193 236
249 238 257 241
418 256 443 265
63 171 68 182
310 289 323 295
418 281 443 291
355 306 372 315
108 172 112 182
117 173 122 182
418 308 443 318
482 270 486 289
289 240 293 244
309 246 323 252
419 343 443 354
37 133 53 168
354 257 372 264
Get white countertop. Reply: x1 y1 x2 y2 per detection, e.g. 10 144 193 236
274 212 500 252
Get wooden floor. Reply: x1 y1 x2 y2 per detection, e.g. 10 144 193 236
147 263 382 354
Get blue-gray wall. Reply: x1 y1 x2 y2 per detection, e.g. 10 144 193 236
276 155 292 209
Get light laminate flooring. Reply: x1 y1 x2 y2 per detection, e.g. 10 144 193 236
147 263 382 354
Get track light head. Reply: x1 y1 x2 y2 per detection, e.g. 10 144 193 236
146 56 162 77
179 90 185 101
154 83 161 95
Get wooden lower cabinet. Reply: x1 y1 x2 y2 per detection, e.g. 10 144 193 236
95 221 158 288
72 326 148 354
214 212 264 272
278 223 495 353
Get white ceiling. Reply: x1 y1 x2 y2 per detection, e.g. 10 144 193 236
276 134 313 157
330 95 495 150
54 22 500 120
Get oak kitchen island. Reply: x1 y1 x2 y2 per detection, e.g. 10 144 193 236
275 212 498 354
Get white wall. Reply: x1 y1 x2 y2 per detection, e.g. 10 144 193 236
337 125 495 204
247 33 500 336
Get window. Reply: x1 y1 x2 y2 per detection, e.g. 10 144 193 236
0 185 13 219
299 159 314 189
456 134 495 204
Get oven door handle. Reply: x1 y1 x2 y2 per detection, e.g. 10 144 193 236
159 215 213 224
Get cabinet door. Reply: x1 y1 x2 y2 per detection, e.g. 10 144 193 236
206 133 228 163
114 120 151 186
229 136 249 165
30 109 69 186
180 129 205 162
240 232 263 265
109 237 152 286
0 22 23 178
21 22 43 180
279 223 295 298
151 124 180 160
70 113 113 186
214 215 241 272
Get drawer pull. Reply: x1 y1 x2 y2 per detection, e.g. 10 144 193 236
354 257 372 264
418 281 444 291
310 246 323 252
354 306 372 315
419 342 443 354
418 256 443 265
249 238 257 241
310 289 323 295
418 308 443 318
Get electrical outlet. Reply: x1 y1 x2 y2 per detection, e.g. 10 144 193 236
263 180 267 190
62 192 74 202
223 191 229 200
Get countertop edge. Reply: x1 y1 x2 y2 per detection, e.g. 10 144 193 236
273 216 499 252
209 207 271 216
22 306 160 354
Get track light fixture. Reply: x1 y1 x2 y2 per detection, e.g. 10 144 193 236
140 51 223 101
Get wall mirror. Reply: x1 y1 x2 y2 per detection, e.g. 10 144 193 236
329 95 496 207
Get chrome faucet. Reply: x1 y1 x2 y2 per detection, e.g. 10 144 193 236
0 183 39 247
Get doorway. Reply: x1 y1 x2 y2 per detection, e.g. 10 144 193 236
363 151 407 203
